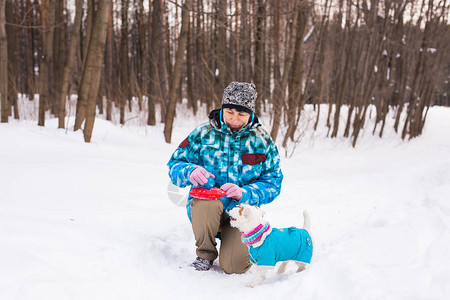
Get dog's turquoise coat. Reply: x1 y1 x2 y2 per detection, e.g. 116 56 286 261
247 227 313 266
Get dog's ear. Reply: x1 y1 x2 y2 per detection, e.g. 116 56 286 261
256 205 265 216
238 205 249 217
238 205 245 216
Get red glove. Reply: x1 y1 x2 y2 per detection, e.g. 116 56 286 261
220 183 243 200
189 167 214 187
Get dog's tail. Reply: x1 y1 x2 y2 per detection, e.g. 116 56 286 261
302 210 311 231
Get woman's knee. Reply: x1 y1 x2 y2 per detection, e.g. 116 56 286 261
219 239 251 274
191 199 223 220
220 252 251 274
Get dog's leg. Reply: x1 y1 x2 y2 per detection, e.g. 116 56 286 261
247 266 272 288
295 262 306 273
277 261 289 274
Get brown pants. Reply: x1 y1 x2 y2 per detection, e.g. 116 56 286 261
190 198 251 274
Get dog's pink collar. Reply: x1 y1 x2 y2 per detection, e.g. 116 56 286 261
242 224 264 237
241 222 270 245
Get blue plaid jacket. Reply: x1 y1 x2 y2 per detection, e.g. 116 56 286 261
167 109 283 219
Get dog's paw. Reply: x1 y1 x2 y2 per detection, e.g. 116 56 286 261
246 277 264 288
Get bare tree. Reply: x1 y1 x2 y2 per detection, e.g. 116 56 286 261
74 0 111 142
0 0 7 122
164 0 191 143
2 0 449 145
282 3 309 148
104 3 114 121
135 0 147 112
271 2 301 142
37 0 56 126
6 0 18 119
57 0 83 129
270 1 285 141
118 0 130 124
52 0 65 116
239 0 251 82
147 0 163 126
254 0 265 115
215 0 227 103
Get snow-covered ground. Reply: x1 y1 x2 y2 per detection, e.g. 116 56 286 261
1 100 449 300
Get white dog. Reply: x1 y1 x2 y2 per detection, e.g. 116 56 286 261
229 204 313 287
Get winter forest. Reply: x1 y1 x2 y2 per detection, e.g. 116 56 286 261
0 0 448 147
1 1 450 299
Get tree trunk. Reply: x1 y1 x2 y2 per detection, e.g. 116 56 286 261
163 0 191 143
164 2 172 84
82 0 111 142
270 0 281 141
58 0 82 129
147 0 163 126
271 6 298 142
194 0 204 103
240 0 250 81
119 0 130 125
0 0 7 122
158 30 168 123
186 20 197 114
52 0 64 115
254 0 265 115
392 5 406 133
314 1 330 131
105 4 113 121
37 0 55 127
331 5 352 138
282 7 308 148
74 0 93 130
136 0 147 112
215 0 227 99
22 0 35 100
81 0 93 66
5 0 16 119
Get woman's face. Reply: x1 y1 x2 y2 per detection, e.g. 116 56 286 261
223 108 250 132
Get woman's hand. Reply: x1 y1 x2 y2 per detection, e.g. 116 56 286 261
220 183 243 200
189 167 214 186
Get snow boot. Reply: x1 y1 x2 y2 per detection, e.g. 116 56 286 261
191 257 213 271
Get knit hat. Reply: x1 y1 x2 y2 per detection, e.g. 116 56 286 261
221 82 257 114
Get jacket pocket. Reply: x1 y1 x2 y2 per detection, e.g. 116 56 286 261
241 153 266 165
